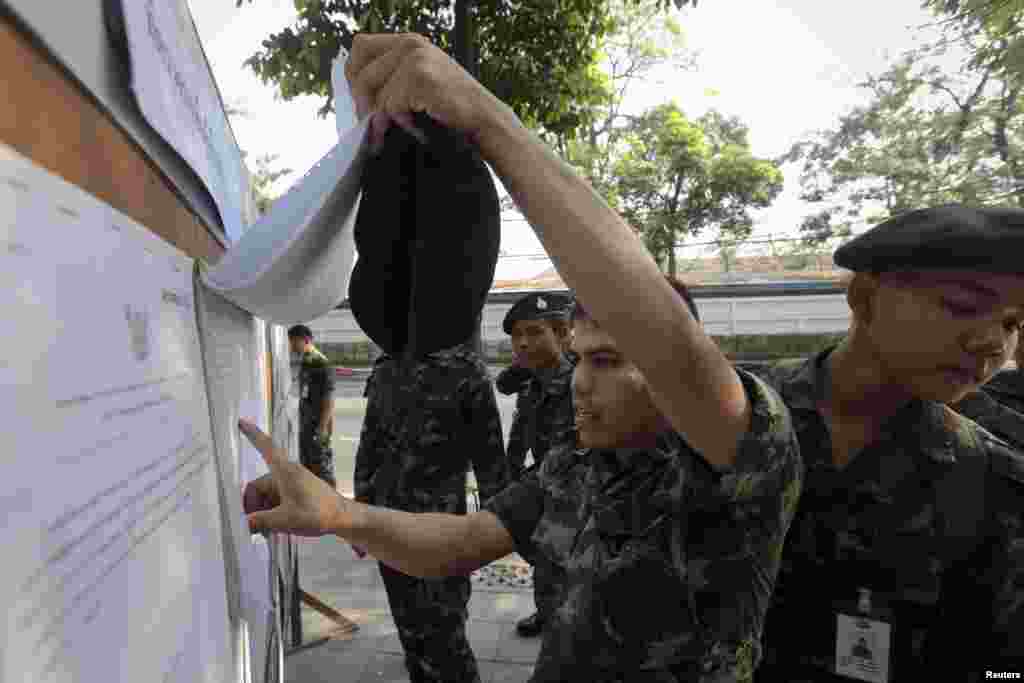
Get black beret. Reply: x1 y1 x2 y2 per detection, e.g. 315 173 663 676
502 292 573 335
833 204 1024 274
348 114 501 355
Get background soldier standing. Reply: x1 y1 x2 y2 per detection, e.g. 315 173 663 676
287 325 336 487
503 292 577 482
499 292 576 637
353 341 507 683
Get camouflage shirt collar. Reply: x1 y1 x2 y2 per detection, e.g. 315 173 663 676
779 346 957 466
775 347 831 411
585 430 679 475
539 354 574 396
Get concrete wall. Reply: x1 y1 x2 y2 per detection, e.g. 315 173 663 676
307 290 852 364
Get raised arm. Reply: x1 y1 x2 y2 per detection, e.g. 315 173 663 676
480 116 747 468
347 34 748 467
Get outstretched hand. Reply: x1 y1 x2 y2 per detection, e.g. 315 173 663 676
239 419 353 537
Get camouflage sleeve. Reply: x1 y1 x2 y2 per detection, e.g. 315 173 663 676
482 469 544 559
688 368 803 510
353 368 381 505
506 396 528 481
546 387 577 454
680 370 803 673
462 370 509 504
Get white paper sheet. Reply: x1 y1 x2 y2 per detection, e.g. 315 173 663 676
121 0 249 242
200 118 369 325
236 395 273 678
0 145 234 682
269 325 300 463
193 282 279 683
239 396 270 487
332 48 358 136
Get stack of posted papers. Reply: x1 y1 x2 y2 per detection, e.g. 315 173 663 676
202 50 368 325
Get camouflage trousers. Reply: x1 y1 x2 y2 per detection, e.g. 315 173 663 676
378 563 481 683
299 431 336 487
533 557 562 623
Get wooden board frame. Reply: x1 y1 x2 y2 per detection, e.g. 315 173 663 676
0 13 224 264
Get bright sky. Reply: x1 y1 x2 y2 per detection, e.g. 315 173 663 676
189 0 941 280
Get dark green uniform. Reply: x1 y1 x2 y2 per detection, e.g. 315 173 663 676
354 344 507 683
954 372 1024 450
505 355 577 481
297 346 336 486
754 350 1024 682
504 354 577 629
485 368 803 682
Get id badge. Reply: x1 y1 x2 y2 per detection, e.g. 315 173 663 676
835 612 892 683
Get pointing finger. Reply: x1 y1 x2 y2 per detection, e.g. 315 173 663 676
238 419 288 477
247 508 279 535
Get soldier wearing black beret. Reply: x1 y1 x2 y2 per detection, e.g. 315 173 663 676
496 291 576 638
756 205 1024 681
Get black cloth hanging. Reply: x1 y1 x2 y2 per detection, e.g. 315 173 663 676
348 113 501 356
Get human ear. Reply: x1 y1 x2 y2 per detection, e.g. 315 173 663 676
846 272 879 327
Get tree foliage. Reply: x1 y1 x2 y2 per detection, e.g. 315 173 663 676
923 0 1024 81
235 0 697 138
782 28 1024 245
544 0 696 206
244 152 294 215
612 103 784 275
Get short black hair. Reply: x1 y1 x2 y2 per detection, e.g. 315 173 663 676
571 275 700 324
288 324 314 340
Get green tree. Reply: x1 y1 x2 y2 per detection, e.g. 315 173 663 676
923 0 1024 81
782 37 1024 245
246 152 294 215
549 0 697 209
612 102 784 276
227 104 294 215
235 0 695 139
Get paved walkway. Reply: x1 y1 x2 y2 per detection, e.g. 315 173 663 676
285 535 542 683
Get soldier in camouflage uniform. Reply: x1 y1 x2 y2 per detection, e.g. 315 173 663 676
243 284 803 681
241 35 805 682
288 325 336 487
753 206 1024 682
498 292 577 637
485 286 801 681
354 342 507 683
